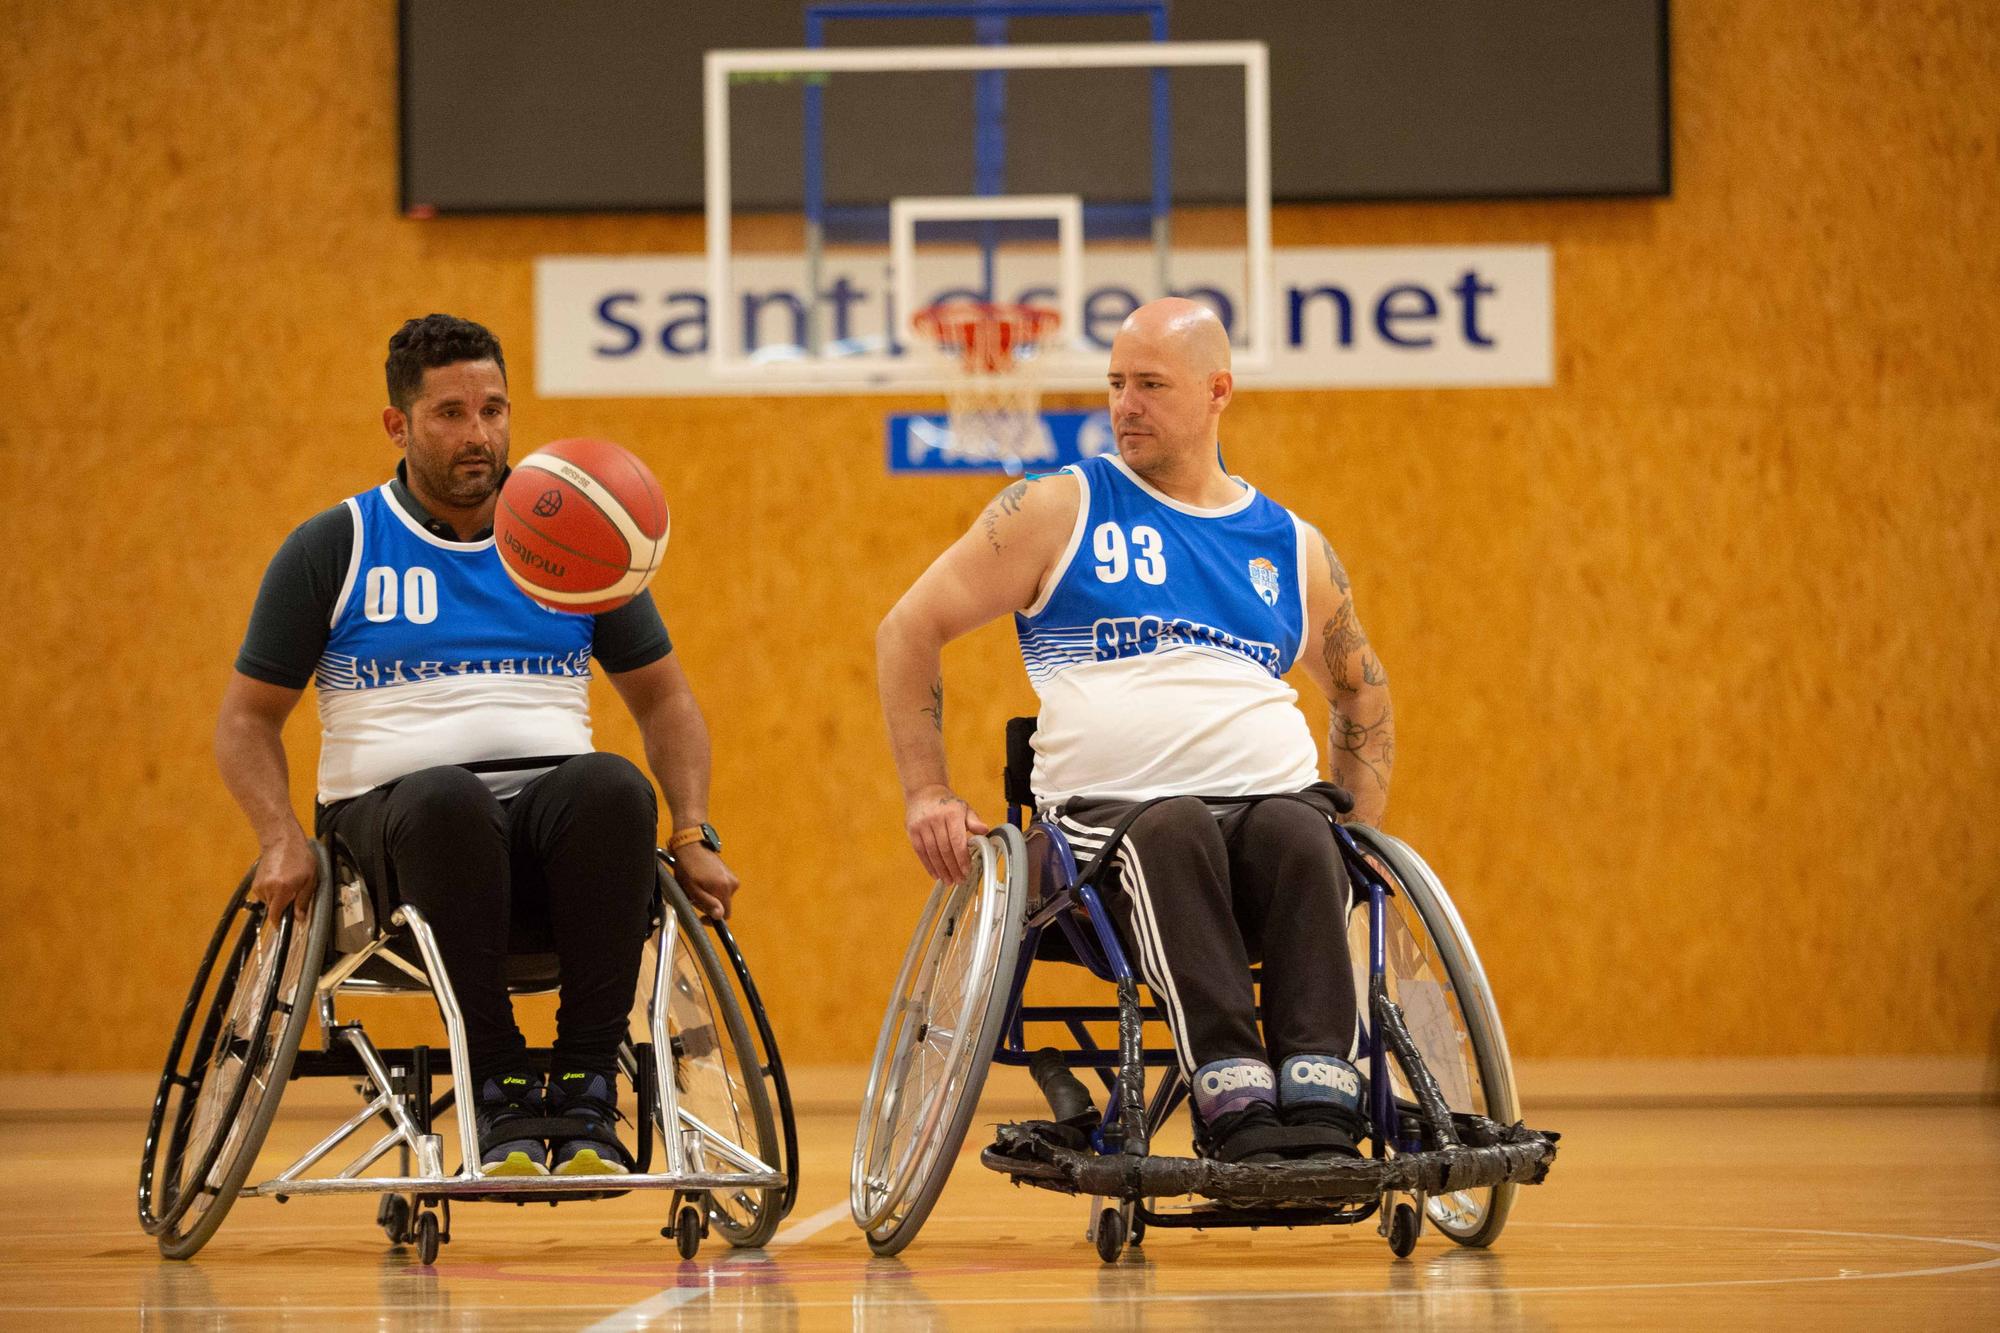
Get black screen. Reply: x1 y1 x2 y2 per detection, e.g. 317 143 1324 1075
399 0 1669 213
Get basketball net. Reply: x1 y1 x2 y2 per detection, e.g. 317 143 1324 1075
912 301 1062 473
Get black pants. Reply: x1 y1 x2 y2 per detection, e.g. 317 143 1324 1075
319 754 657 1088
1055 791 1357 1078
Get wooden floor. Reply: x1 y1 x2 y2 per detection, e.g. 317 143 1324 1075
8 1088 1997 1329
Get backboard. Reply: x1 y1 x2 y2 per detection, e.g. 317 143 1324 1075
704 37 1271 393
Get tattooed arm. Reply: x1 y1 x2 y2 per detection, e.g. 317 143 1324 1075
1296 524 1394 825
877 471 1080 881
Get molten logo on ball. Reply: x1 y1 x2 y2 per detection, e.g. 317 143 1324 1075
503 529 565 577
533 489 563 518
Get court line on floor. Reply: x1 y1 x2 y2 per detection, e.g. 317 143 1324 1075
702 1222 2000 1312
578 1199 851 1333
22 1218 1992 1318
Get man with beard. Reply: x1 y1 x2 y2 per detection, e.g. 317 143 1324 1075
214 314 737 1178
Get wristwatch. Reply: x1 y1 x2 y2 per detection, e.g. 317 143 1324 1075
667 823 722 855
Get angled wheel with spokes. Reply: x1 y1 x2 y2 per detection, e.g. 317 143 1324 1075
851 825 1026 1256
628 869 782 1248
138 845 334 1259
1346 825 1519 1248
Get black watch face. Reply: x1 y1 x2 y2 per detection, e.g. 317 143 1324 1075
700 823 722 853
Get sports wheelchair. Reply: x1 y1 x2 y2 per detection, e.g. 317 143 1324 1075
139 837 796 1262
850 719 1556 1262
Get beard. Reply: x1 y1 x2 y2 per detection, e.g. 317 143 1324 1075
413 446 505 508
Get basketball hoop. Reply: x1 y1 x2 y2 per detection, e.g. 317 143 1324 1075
912 300 1063 472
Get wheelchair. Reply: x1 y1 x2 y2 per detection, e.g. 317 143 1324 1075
139 837 796 1262
850 719 1557 1262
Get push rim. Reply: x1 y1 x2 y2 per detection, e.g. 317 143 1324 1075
851 826 1025 1250
646 881 781 1247
1348 825 1517 1245
139 846 333 1257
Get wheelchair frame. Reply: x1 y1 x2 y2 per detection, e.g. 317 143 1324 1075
140 840 796 1262
851 726 1556 1262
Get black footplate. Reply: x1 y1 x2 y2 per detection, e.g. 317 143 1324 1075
979 1114 1558 1204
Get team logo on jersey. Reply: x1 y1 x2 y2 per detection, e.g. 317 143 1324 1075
533 489 564 518
1247 557 1281 607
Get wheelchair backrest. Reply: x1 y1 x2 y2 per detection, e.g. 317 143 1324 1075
1004 716 1039 808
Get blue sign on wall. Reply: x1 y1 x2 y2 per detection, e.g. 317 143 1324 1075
886 410 1117 473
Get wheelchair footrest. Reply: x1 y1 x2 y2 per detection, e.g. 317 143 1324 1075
245 1168 785 1201
978 1116 1557 1204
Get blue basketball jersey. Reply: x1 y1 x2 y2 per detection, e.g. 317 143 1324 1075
1016 454 1320 804
314 484 597 801
1017 454 1308 684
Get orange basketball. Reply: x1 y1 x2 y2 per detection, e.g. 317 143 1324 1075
494 438 669 614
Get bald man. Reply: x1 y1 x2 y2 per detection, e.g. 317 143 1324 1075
877 298 1396 1164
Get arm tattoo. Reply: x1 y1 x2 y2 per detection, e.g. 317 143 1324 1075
1330 699 1394 791
921 676 944 731
1362 650 1387 687
1320 599 1369 692
1317 530 1351 595
979 477 1035 554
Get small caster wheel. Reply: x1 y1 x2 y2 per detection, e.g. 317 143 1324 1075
415 1212 441 1265
377 1194 413 1245
674 1206 703 1260
1094 1206 1126 1264
1387 1202 1420 1258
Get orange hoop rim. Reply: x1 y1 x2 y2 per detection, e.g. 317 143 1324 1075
913 300 1061 373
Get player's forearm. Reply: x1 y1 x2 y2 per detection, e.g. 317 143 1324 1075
1329 681 1394 825
214 711 308 849
638 690 713 830
876 607 952 798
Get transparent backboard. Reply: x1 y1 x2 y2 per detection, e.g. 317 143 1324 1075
705 42 1270 391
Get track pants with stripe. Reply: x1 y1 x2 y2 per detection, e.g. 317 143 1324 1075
1057 790 1357 1079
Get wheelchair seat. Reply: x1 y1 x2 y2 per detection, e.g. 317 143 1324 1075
851 716 1559 1262
140 839 798 1263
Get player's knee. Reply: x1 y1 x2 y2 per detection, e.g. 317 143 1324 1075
1255 799 1341 858
387 764 503 833
556 752 657 829
1132 795 1226 851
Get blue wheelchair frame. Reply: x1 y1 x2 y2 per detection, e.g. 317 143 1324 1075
993 792 1411 1235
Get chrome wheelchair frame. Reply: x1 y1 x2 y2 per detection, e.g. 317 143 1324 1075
139 839 796 1262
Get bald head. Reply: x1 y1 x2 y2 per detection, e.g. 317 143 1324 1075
1105 298 1237 486
1114 297 1232 378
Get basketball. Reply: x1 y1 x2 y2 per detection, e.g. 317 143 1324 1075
493 438 669 614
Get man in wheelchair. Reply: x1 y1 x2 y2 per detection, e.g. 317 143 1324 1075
877 298 1393 1165
213 314 740 1179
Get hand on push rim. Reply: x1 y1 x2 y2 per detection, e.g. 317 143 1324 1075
669 843 740 922
250 823 318 921
904 785 989 885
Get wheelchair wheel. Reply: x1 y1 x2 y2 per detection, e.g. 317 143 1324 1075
1346 826 1519 1248
633 875 782 1248
851 825 1027 1257
138 845 334 1259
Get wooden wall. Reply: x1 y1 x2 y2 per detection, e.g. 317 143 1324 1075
1 2 1994 1072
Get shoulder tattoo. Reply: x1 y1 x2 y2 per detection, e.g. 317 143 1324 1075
1316 530 1351 595
980 476 1038 553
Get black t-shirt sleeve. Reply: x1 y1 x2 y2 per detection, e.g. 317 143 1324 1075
592 589 673 673
233 503 355 689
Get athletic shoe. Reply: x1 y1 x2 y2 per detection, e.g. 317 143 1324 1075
1277 1054 1368 1160
1278 1102 1365 1159
476 1071 549 1176
1201 1101 1292 1165
547 1070 633 1176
